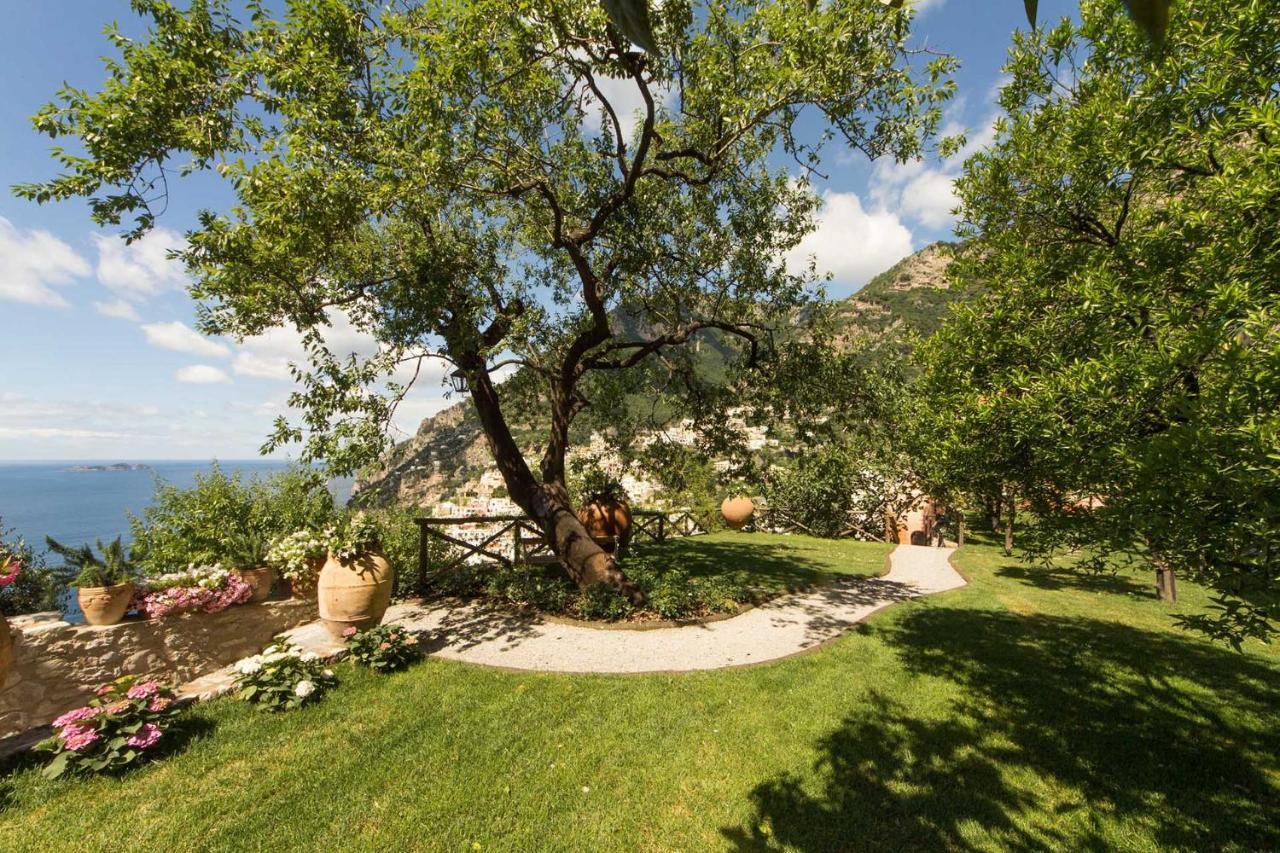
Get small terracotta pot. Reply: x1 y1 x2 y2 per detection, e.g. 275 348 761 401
0 617 11 688
78 581 134 626
721 496 755 530
317 548 394 638
239 565 275 603
578 498 633 551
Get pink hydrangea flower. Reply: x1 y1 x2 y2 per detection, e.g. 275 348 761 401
378 642 391 650
106 700 130 714
126 681 161 700
148 697 172 712
342 626 358 637
60 724 100 751
95 684 114 696
126 723 162 749
52 706 102 728
0 558 19 587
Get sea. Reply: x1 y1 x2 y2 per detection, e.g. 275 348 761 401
0 460 355 621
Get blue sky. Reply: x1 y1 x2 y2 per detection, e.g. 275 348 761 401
0 0 1074 460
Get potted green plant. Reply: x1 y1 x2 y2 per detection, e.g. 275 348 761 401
46 536 136 626
316 515 393 639
228 531 274 603
573 461 632 552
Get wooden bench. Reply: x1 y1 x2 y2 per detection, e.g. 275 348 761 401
514 533 620 566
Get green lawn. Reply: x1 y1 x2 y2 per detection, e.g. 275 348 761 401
2 533 1276 851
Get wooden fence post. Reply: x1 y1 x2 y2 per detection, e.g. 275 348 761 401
416 521 429 596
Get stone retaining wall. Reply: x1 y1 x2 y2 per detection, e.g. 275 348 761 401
0 599 317 738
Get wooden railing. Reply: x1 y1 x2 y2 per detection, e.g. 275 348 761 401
413 508 709 594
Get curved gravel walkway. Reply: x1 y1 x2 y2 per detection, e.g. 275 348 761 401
261 543 966 677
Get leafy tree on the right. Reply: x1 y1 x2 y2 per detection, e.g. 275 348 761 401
913 0 1279 647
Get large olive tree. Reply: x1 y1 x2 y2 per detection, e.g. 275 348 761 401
19 0 951 598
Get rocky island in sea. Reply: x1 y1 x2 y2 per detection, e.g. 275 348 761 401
66 463 154 473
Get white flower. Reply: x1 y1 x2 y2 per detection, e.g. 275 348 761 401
294 680 316 698
234 657 263 675
299 652 319 664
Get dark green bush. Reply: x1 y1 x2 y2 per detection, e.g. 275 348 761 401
130 463 337 573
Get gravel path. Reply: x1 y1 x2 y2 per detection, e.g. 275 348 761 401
186 543 966 691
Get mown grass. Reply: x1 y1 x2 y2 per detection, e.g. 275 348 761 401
1 533 1276 851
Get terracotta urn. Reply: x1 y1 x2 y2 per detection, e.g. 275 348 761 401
317 548 394 638
720 496 755 530
578 498 633 552
78 581 134 626
239 565 275 603
0 617 11 688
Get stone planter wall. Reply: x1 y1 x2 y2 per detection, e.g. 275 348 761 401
0 599 317 738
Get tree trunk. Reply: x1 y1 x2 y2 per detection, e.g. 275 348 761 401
463 359 644 604
1155 565 1178 602
957 513 965 547
1002 488 1015 557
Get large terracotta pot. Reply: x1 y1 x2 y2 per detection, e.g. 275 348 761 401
578 498 633 552
78 582 134 626
239 566 275 603
721 496 755 530
317 548 394 638
0 617 11 688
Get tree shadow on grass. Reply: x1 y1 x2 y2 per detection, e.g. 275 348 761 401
724 609 1280 851
995 564 1149 596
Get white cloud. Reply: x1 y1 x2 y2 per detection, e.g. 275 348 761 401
232 310 380 381
785 190 915 293
869 110 1001 231
0 217 91 307
142 321 232 359
898 170 961 229
92 227 187 301
94 299 142 322
176 364 232 384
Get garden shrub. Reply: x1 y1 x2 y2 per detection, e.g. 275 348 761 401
38 676 181 779
232 638 336 711
343 623 421 672
575 582 633 621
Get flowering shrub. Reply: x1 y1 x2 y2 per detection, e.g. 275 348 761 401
343 623 420 672
266 530 327 585
232 637 336 711
131 565 252 618
327 515 381 561
37 676 181 778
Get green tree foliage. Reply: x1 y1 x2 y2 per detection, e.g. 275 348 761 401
17 0 953 596
129 464 336 573
761 338 921 540
914 0 1280 645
